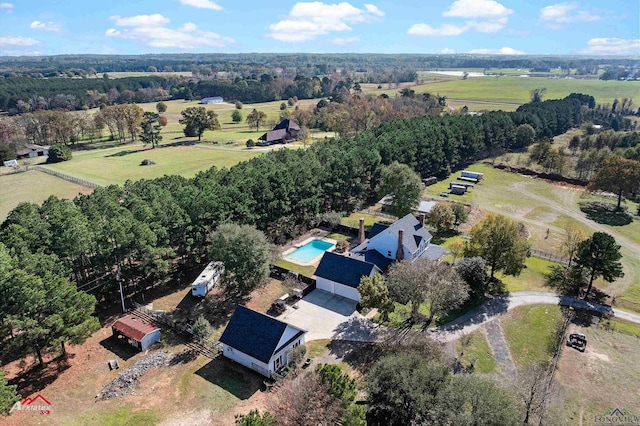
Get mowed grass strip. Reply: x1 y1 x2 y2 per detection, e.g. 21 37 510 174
0 170 93 221
412 77 640 106
43 144 261 186
454 330 497 374
501 304 563 367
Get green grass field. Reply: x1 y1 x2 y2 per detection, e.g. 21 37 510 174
454 331 497 374
411 77 639 106
0 170 93 221
499 258 557 293
42 144 261 186
501 305 563 367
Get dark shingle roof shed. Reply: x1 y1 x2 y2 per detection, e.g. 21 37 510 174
219 305 305 364
315 252 378 289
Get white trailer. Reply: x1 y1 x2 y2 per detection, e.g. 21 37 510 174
461 170 484 181
191 261 224 297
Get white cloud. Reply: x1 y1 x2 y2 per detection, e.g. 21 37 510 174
179 0 222 11
443 0 513 19
540 2 601 26
106 14 234 49
409 0 511 37
330 36 359 45
30 21 62 32
0 2 13 10
440 47 455 54
469 46 525 55
408 23 467 37
267 2 384 42
0 35 41 46
579 38 640 56
109 14 170 27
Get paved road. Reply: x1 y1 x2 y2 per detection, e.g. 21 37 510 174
429 291 640 343
484 320 515 375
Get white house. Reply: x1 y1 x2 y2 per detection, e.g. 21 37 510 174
191 261 224 297
350 213 445 270
219 305 306 377
200 96 224 104
314 252 380 302
112 315 161 351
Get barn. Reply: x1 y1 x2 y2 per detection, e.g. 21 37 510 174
314 252 380 302
200 96 224 104
112 315 161 351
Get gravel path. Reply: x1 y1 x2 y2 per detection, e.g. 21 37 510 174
484 319 515 375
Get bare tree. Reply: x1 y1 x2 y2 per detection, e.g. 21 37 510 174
507 364 553 424
268 371 342 426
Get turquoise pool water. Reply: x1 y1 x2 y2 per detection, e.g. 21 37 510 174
286 239 334 263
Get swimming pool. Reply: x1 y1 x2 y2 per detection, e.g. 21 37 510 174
286 239 335 263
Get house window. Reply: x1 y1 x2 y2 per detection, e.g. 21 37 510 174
274 355 283 370
387 251 392 258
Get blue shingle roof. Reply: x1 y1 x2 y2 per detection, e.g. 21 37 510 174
368 223 389 239
350 250 393 271
315 252 377 288
219 305 304 364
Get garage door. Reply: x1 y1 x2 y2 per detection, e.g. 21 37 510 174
334 283 361 302
316 278 334 294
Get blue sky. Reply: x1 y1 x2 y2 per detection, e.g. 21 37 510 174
0 0 637 56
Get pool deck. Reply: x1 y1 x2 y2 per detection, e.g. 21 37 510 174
282 236 338 266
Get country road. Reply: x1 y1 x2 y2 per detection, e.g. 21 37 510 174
429 291 640 343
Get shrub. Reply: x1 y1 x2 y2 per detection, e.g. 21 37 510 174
46 145 72 163
191 315 213 339
335 240 349 253
280 102 287 111
235 101 243 109
246 139 255 148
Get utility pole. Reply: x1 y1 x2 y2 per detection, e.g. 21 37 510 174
116 266 126 313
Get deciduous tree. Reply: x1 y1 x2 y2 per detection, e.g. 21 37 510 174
207 224 272 295
179 106 221 141
378 161 423 217
231 109 243 123
140 111 163 148
156 101 167 113
588 155 640 210
426 203 455 233
560 224 587 266
456 256 489 298
246 109 267 131
464 213 527 280
358 274 394 321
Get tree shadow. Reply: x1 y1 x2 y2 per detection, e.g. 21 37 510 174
436 295 510 333
194 357 263 400
328 341 382 373
332 317 382 342
580 202 632 226
430 230 460 246
8 356 71 397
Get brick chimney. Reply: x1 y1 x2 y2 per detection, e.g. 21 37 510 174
396 230 404 261
358 218 365 244
418 213 425 227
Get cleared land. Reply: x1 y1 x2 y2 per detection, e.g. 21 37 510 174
0 170 93 221
41 144 262 186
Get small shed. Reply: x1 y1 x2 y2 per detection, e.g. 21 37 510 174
112 315 160 351
201 96 224 104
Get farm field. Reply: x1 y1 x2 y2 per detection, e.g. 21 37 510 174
0 170 93 221
41 143 262 186
411 77 639 106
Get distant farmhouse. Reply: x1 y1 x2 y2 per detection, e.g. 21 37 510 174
219 305 306 377
200 96 224 104
17 144 49 159
257 119 300 146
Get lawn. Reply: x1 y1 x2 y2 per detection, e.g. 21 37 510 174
498 257 557 293
0 170 94 221
454 330 497 374
501 304 563 367
42 144 262 186
273 258 317 278
411 77 640 106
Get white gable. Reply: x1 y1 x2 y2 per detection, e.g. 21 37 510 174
276 324 304 349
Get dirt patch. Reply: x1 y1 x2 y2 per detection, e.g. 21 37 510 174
586 352 610 363
245 279 287 313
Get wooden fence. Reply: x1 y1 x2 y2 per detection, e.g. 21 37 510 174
529 249 569 265
33 165 102 189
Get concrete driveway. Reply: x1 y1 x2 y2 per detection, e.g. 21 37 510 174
280 290 379 342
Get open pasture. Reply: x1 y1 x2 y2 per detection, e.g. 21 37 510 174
0 170 93 221
42 144 262 186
